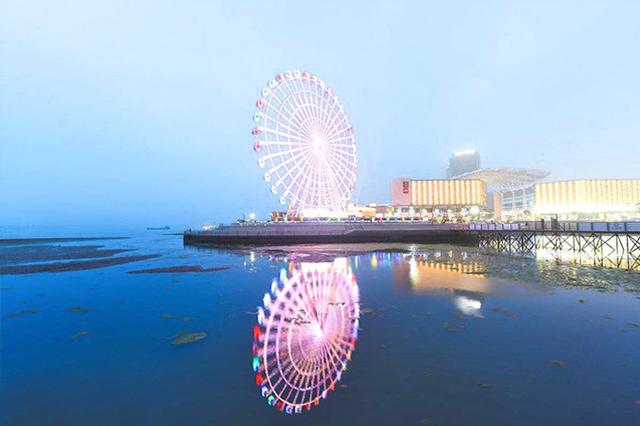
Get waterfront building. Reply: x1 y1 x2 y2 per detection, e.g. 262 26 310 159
390 178 486 219
530 179 640 220
347 203 377 219
453 168 549 220
390 165 640 222
446 150 481 178
497 179 640 220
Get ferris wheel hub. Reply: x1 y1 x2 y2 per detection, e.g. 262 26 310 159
312 134 325 151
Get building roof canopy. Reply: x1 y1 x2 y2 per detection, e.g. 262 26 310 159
454 168 549 192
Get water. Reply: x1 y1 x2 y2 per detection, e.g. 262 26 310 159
1 234 640 425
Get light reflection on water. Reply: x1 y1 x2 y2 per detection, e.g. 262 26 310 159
251 259 359 414
2 236 640 425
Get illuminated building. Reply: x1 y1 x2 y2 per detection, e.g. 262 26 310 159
446 150 480 178
347 203 377 219
454 168 550 220
390 178 486 218
531 179 640 220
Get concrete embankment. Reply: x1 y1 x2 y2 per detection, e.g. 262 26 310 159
183 222 478 246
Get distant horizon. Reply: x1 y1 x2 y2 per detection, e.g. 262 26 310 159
2 0 639 230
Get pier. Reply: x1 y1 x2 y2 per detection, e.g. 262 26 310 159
470 221 640 270
183 222 476 246
184 220 640 270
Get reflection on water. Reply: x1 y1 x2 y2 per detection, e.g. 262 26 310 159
394 255 492 318
2 236 640 425
251 259 359 414
242 246 640 326
341 246 640 296
453 294 484 318
400 257 490 293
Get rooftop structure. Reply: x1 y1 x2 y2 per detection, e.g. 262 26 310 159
446 150 480 178
454 167 550 192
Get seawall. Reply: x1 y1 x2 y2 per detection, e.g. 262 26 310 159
183 222 478 246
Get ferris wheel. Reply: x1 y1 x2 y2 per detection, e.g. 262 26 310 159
252 70 357 215
252 263 360 414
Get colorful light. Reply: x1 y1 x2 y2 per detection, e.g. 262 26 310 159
252 70 357 215
251 261 360 414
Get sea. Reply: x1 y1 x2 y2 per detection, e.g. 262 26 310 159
1 232 639 425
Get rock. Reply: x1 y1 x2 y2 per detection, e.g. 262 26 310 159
476 381 490 389
1 254 160 274
67 306 92 313
550 359 566 368
442 322 459 333
71 330 89 340
170 331 207 345
128 265 230 274
160 314 175 319
5 308 39 318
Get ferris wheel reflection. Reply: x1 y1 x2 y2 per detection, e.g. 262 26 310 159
251 258 360 414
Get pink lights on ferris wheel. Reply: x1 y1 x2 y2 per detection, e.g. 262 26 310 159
251 69 358 214
252 262 360 414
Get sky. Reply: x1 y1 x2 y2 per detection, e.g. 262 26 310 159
1 0 639 233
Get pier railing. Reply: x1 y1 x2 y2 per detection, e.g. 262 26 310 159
469 221 640 233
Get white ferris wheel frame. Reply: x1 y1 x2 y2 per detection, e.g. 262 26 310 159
252 70 357 215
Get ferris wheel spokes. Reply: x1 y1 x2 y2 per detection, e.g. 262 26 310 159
252 70 357 215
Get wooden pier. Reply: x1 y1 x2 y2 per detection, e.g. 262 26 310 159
469 221 640 270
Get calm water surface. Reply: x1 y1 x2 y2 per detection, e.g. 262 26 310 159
1 234 640 425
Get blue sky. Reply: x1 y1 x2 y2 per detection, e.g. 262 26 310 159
2 0 639 232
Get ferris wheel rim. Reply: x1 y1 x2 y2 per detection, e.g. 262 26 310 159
252 70 357 214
